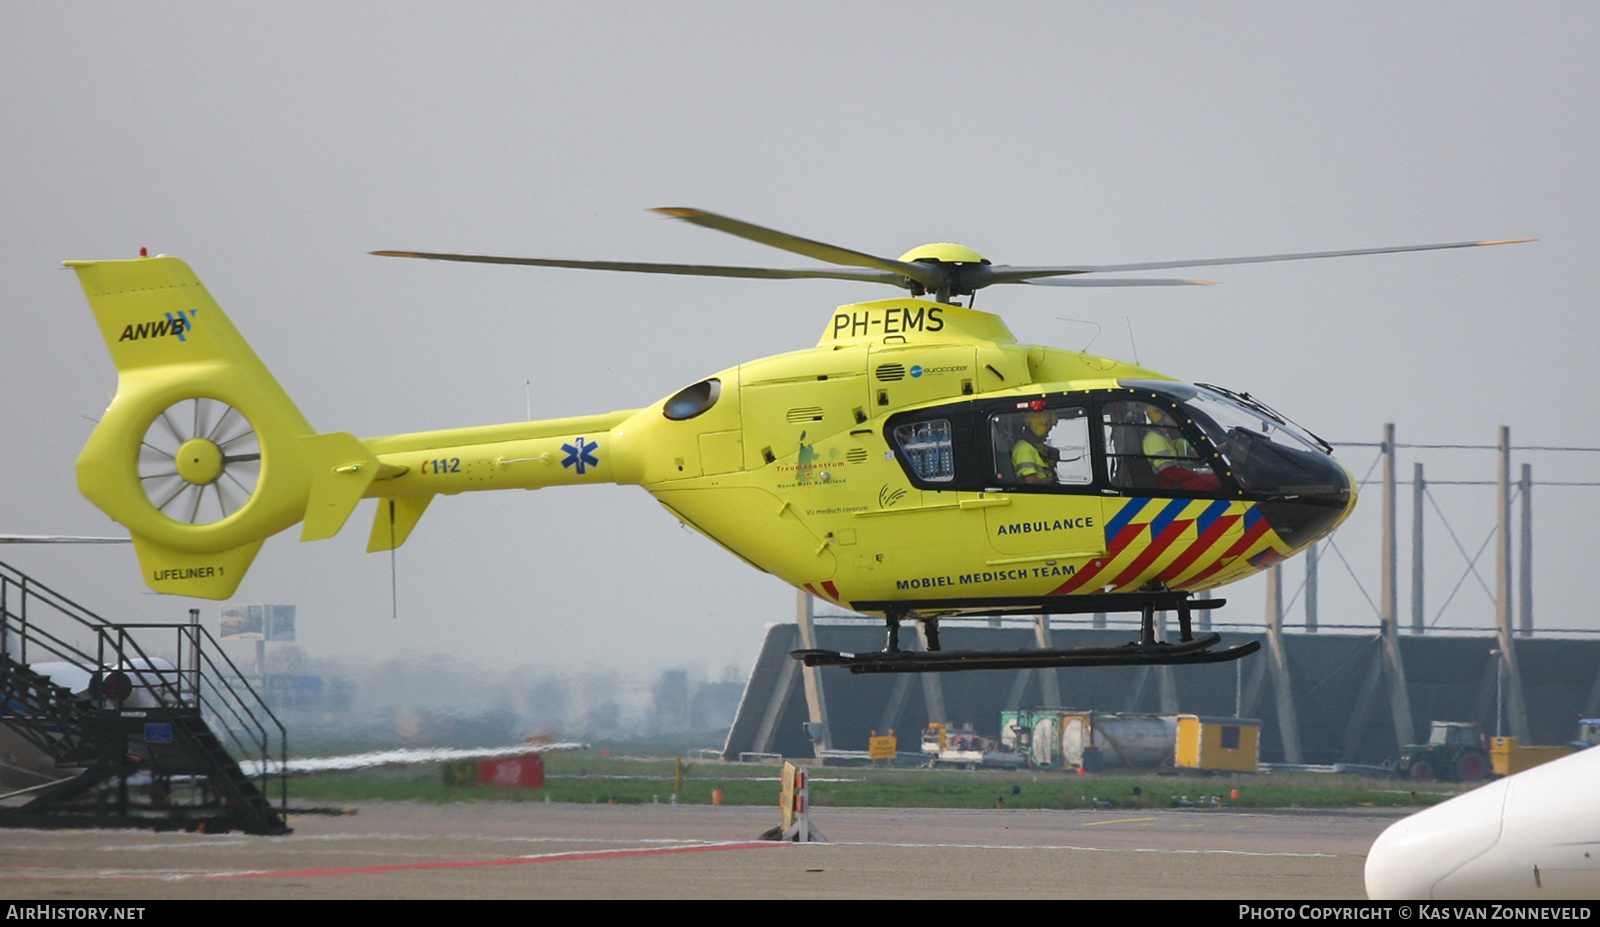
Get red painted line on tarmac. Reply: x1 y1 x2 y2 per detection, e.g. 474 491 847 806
202 841 782 881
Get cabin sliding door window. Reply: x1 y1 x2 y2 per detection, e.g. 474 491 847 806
893 420 955 482
989 406 1091 487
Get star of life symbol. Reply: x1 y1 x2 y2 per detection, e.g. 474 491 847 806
561 437 600 475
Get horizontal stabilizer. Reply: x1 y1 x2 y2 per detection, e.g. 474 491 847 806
300 432 381 541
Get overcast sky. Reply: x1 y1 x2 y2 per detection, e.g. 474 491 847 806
3 2 1596 675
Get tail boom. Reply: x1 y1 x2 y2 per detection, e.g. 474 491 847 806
303 413 640 550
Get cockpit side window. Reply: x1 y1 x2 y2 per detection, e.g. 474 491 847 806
1102 400 1221 492
989 406 1092 487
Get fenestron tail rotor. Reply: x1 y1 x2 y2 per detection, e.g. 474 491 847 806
139 398 261 525
373 207 1531 304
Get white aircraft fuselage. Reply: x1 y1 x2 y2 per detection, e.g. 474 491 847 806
1365 746 1600 899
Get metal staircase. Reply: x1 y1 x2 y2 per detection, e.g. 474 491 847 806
0 561 289 834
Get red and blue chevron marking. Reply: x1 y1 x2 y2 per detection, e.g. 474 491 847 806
1050 498 1274 595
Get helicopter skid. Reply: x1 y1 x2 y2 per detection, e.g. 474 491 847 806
791 633 1260 674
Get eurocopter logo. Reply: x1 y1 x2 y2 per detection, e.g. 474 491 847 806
561 437 600 475
118 309 197 343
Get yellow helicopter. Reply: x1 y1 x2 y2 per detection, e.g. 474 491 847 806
66 210 1526 673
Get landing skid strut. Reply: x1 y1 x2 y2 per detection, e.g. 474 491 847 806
789 592 1259 674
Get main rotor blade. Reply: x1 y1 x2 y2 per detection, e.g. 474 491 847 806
1021 277 1215 287
653 207 949 290
0 535 130 544
991 239 1534 278
372 251 906 286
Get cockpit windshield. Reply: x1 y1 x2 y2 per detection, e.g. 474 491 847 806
1122 380 1349 500
1187 384 1329 455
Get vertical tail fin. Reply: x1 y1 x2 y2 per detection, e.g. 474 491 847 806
69 255 317 598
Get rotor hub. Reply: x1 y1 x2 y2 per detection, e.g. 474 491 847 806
897 242 988 265
175 438 224 485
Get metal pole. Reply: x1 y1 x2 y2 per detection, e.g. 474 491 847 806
1412 462 1425 634
18 577 27 665
1379 423 1415 749
1234 655 1243 718
188 607 201 707
1267 563 1280 633
1264 563 1302 763
1519 463 1533 636
917 621 948 728
1498 426 1511 632
1381 423 1397 637
1495 426 1530 739
1304 543 1318 632
1033 615 1061 706
795 589 833 753
1154 611 1178 712
1491 648 1503 738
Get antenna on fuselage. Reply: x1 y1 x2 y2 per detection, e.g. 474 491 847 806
1055 317 1104 354
387 500 398 621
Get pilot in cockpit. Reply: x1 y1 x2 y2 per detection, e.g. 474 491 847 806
1144 406 1221 491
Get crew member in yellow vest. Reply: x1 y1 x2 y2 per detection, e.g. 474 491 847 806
1143 407 1220 491
1012 411 1060 484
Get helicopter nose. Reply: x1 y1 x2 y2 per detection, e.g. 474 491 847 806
1338 462 1359 527
1253 457 1356 550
